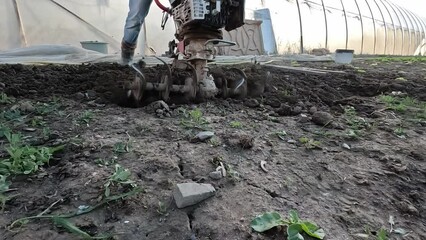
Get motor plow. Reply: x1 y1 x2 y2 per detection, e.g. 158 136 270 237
125 0 248 106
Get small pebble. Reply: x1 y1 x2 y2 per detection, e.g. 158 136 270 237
75 92 85 99
19 101 35 112
23 128 36 132
195 131 215 141
312 111 334 126
209 171 223 180
342 143 351 150
86 90 97 99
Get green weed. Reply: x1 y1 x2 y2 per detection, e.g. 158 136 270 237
31 116 46 127
377 228 389 240
113 142 130 154
76 110 94 125
368 56 426 63
299 137 321 149
42 127 51 140
95 158 116 167
230 121 243 128
35 100 61 115
0 93 13 104
104 164 137 198
343 106 371 139
379 95 426 121
157 201 168 215
275 130 288 140
0 132 64 176
208 137 221 147
393 127 406 138
0 175 12 212
179 108 209 129
251 210 325 239
0 109 23 122
9 188 141 238
0 131 63 211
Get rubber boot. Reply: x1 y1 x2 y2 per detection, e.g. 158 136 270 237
121 41 136 65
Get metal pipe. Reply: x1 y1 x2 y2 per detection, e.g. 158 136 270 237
390 2 411 55
406 10 422 50
295 0 304 53
379 0 396 55
383 0 404 55
372 0 387 54
354 0 364 54
413 13 426 40
364 0 377 54
320 0 328 50
339 0 349 49
49 0 120 50
398 6 416 55
12 0 27 47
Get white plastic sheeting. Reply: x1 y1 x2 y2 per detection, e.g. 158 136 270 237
247 0 426 55
1 0 425 57
0 44 274 65
0 0 176 56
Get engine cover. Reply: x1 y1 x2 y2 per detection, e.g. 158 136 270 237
169 0 245 33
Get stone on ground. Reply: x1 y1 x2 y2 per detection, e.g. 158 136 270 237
173 183 216 208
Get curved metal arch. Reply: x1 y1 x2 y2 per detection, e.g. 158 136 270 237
372 0 387 54
354 0 364 54
414 14 426 40
390 2 411 55
415 14 426 41
379 0 396 55
340 0 348 49
295 0 304 54
383 0 404 55
398 5 417 54
406 10 423 48
403 8 421 50
320 0 328 50
364 0 377 54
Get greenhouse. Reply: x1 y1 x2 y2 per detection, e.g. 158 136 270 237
0 0 425 57
1 1 426 240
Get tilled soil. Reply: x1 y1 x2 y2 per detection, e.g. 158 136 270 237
0 57 425 240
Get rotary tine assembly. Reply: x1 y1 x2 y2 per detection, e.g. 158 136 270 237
124 0 248 106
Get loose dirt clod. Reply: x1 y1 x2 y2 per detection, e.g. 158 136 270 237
312 111 334 126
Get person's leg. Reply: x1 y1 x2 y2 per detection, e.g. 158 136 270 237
121 0 153 64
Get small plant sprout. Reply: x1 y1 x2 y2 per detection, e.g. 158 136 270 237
179 108 209 129
275 130 287 140
251 210 325 240
113 142 130 154
343 106 370 139
230 121 243 128
104 164 137 197
35 100 61 115
76 110 94 125
0 93 13 104
299 137 321 149
31 116 46 127
157 201 168 215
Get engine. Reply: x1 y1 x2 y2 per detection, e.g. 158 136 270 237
169 0 245 39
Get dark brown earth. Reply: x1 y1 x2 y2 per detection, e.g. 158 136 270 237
0 57 425 240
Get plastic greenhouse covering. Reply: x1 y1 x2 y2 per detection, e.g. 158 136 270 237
0 0 425 57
